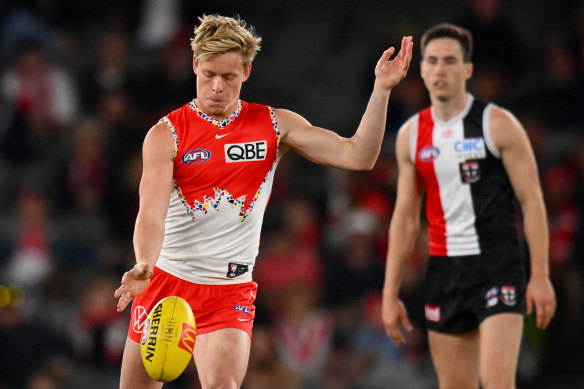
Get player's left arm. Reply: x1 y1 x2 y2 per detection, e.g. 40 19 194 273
490 106 556 329
276 36 413 170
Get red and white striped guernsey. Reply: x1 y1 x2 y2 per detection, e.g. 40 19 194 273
155 100 280 284
411 94 519 257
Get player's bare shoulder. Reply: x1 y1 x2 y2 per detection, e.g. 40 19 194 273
489 105 523 130
273 109 311 136
395 116 416 162
147 120 175 140
397 116 415 138
272 108 312 152
487 105 527 152
143 121 177 161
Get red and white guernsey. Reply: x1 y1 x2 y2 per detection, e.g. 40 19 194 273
411 94 519 257
155 100 280 284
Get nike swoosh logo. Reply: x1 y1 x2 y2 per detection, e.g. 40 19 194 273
237 318 252 322
215 133 231 139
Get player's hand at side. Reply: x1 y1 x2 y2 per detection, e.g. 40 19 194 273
381 293 414 347
374 36 414 91
114 262 153 312
525 275 556 330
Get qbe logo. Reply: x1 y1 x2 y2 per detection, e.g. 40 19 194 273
225 141 267 163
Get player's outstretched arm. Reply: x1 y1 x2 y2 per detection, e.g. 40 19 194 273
277 36 413 171
114 122 175 312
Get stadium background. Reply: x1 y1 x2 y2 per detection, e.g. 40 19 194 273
0 0 582 387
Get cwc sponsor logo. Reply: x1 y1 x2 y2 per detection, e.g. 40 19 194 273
182 148 211 164
177 322 196 354
454 138 486 161
419 146 440 162
225 141 267 162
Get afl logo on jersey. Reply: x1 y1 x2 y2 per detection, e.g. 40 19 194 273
419 146 440 162
182 148 211 164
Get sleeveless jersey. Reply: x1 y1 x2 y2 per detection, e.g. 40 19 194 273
156 100 280 284
410 94 519 257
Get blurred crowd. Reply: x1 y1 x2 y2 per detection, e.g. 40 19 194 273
0 0 583 388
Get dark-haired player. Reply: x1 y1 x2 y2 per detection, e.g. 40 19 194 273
381 23 556 389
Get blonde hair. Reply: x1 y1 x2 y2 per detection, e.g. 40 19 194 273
190 15 262 67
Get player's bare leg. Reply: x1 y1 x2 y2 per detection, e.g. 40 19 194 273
194 328 251 389
120 337 163 389
479 313 523 389
428 330 480 389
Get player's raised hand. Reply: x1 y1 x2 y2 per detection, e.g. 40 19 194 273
374 36 414 91
114 262 153 312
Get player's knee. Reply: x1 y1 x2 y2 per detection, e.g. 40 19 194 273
480 374 515 389
480 361 516 389
119 373 161 389
199 374 241 389
438 379 477 389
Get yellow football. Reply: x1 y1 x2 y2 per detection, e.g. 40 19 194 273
140 296 196 382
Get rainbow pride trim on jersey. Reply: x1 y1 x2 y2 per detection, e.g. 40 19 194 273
160 116 179 158
174 157 278 223
269 107 281 147
189 100 243 129
174 154 280 223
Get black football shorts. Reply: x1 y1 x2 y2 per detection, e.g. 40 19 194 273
423 247 526 333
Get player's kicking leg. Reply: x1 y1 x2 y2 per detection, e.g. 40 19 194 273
120 337 163 389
